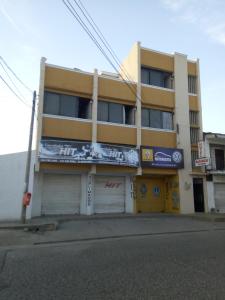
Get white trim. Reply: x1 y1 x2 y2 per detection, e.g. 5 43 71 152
141 83 175 93
98 74 136 85
188 93 197 97
97 120 136 128
188 59 198 63
141 126 175 133
141 46 174 58
45 63 94 76
42 114 92 123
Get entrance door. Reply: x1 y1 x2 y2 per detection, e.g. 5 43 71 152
136 178 165 213
193 178 205 212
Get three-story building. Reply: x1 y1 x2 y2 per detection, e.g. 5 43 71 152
31 42 205 216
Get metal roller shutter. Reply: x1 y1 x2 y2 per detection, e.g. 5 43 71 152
42 174 81 215
94 176 125 213
215 183 225 213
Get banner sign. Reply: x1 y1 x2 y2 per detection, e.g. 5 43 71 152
195 157 210 167
141 146 184 169
39 139 139 167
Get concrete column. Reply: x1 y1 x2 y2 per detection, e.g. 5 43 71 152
125 176 134 213
174 53 194 214
136 42 142 176
86 174 94 215
35 57 47 172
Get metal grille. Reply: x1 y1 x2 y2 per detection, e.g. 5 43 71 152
188 75 197 94
189 111 198 125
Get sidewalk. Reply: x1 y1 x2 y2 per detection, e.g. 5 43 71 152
1 212 225 231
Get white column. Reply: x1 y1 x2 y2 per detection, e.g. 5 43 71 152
125 176 134 213
136 42 142 176
174 53 194 214
35 57 47 172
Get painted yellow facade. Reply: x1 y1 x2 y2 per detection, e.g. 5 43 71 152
35 42 204 217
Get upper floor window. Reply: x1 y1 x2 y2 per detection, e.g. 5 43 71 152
189 111 199 126
215 149 225 170
97 101 135 125
190 127 199 144
191 150 198 168
141 108 173 130
141 67 173 89
188 75 197 94
43 91 91 119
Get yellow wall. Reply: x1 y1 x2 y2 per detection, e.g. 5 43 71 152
141 49 174 72
97 123 137 145
141 85 175 109
189 95 199 111
96 165 136 174
45 66 93 96
187 62 197 76
142 168 177 175
98 77 136 103
142 129 176 147
42 116 92 141
120 42 139 82
40 162 91 172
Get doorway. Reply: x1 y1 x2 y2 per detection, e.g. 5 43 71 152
193 178 205 212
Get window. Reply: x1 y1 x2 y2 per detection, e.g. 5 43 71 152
188 75 197 94
141 67 173 89
215 149 225 170
97 101 135 125
189 111 198 125
141 108 173 130
190 128 199 144
191 150 198 168
44 91 91 119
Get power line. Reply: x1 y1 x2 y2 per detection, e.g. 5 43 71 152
74 0 136 85
0 60 27 101
62 0 140 102
0 74 31 108
0 56 33 93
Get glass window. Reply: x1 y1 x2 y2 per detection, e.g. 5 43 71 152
150 109 161 128
149 70 163 87
109 103 123 123
141 68 149 84
125 105 135 125
44 92 60 115
141 108 150 127
60 95 78 118
97 101 109 122
162 112 173 130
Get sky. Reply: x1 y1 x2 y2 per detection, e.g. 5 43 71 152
0 0 225 155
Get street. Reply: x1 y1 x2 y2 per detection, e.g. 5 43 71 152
1 216 225 299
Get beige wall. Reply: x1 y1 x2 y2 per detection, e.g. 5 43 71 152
141 48 174 72
97 124 137 145
45 66 93 96
42 116 92 141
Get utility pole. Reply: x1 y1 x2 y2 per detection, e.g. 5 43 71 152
21 91 36 224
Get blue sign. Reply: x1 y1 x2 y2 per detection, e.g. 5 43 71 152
141 146 184 169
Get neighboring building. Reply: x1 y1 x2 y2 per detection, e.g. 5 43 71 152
31 42 205 217
0 151 35 220
204 132 225 212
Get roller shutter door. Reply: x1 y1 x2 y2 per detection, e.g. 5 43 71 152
215 183 225 213
94 176 125 213
42 174 81 215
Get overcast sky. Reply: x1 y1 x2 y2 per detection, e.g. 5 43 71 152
0 0 225 154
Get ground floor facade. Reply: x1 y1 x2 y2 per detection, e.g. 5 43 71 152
31 163 202 217
206 173 225 213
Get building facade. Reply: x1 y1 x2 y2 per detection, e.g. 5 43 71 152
204 133 225 212
31 42 205 217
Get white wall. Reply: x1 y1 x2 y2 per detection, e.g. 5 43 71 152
0 151 35 221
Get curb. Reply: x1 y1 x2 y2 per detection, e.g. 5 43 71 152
0 221 58 231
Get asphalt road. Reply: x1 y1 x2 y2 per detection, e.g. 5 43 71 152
1 217 225 299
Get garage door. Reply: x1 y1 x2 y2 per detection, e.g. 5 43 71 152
94 176 125 213
215 183 225 212
42 174 81 215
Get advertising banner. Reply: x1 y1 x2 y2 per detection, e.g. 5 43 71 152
39 139 139 167
141 146 184 169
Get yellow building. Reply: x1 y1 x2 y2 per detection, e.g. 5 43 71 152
32 42 206 216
